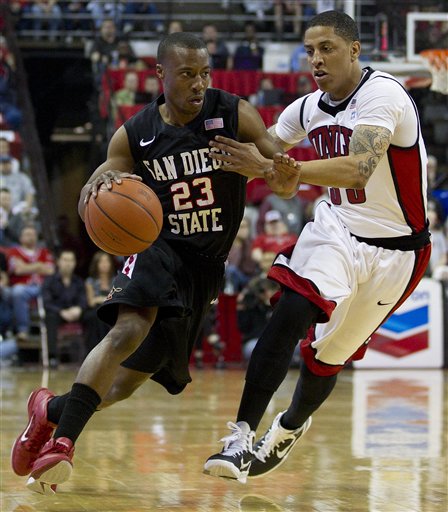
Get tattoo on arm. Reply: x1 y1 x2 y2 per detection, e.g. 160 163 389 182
350 125 392 180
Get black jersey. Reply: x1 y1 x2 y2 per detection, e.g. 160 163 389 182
124 88 246 261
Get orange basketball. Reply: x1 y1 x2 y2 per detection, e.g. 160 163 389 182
84 178 163 256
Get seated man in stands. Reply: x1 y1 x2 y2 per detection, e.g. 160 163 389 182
7 225 54 343
251 209 298 267
282 73 315 104
0 151 36 214
89 18 124 87
0 136 20 173
201 24 231 70
135 75 160 104
249 77 284 107
42 250 87 368
0 39 22 130
233 22 264 70
0 187 39 246
112 70 139 123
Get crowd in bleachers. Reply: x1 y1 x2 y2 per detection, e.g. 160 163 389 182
2 2 448 369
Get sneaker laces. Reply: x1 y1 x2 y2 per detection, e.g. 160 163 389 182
220 422 254 456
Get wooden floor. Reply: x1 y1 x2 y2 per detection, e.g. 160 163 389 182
1 365 447 512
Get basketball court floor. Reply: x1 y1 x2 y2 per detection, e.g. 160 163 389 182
1 366 447 512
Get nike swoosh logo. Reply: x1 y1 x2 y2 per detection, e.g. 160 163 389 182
276 444 292 459
240 460 252 471
20 414 35 442
377 301 393 306
140 136 155 146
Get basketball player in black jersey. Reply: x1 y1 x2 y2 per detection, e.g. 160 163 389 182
11 32 290 494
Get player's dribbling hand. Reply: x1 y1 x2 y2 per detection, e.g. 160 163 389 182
84 171 142 203
265 153 301 198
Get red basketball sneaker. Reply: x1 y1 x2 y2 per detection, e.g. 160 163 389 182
11 388 56 476
26 437 74 495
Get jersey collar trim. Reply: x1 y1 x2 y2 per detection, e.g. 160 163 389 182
317 67 374 117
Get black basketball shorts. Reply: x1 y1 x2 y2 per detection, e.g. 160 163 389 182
97 238 225 394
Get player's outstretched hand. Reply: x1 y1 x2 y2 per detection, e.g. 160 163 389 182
209 135 271 179
265 153 301 198
85 171 142 203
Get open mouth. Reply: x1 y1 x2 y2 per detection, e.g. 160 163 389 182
189 96 204 105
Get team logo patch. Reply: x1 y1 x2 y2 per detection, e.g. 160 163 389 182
106 286 123 300
370 304 429 357
204 118 224 130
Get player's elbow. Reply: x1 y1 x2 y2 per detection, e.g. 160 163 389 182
349 157 375 189
350 174 369 189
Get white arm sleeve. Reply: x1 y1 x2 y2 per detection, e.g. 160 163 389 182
275 96 308 145
355 78 418 147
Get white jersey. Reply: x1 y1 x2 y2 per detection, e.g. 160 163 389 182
276 67 428 241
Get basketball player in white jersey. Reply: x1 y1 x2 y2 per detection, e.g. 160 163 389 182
204 10 431 482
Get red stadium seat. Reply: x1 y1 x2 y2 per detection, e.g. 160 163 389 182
1 130 22 159
115 104 146 128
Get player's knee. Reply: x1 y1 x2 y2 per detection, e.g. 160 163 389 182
106 315 151 355
277 288 319 329
100 385 133 408
100 373 148 408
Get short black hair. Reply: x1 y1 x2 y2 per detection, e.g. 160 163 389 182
307 10 359 42
157 32 207 63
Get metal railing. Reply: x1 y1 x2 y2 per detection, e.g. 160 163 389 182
10 0 388 49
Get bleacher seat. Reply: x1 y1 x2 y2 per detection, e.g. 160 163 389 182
115 104 146 128
1 129 22 160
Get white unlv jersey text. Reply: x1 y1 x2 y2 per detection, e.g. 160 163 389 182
276 68 428 239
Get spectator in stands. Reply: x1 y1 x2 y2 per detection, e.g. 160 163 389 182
42 249 87 368
89 18 124 87
427 206 448 277
0 136 20 173
0 187 38 246
256 191 305 235
241 1 274 29
63 1 90 34
87 1 123 30
201 24 231 70
84 251 116 353
249 77 284 107
233 21 264 70
0 153 36 213
135 75 160 104
290 42 308 72
10 2 31 32
112 70 139 121
167 20 183 34
115 40 146 70
237 275 279 363
0 38 22 130
224 217 258 294
0 35 16 72
122 2 164 34
427 154 446 192
251 209 298 266
8 225 54 343
30 0 62 41
283 73 314 104
273 0 303 39
0 249 13 338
